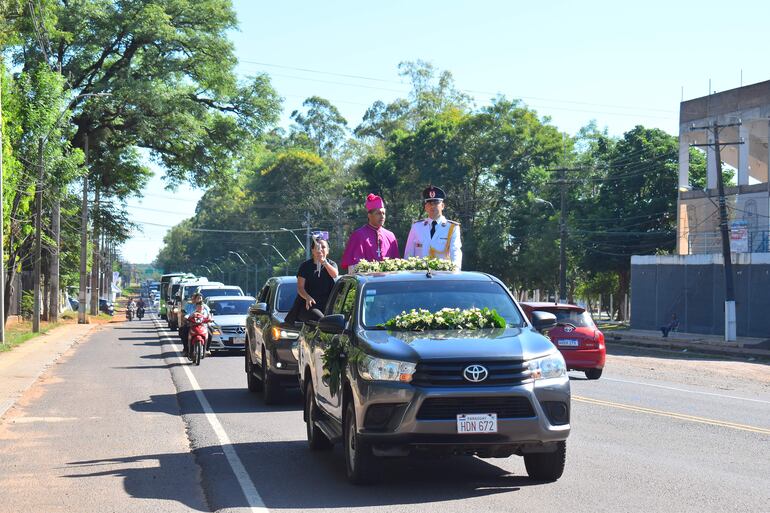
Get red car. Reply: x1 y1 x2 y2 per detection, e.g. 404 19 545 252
520 302 606 380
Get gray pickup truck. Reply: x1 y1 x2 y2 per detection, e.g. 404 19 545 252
297 270 570 484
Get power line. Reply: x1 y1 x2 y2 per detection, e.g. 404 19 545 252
240 60 677 116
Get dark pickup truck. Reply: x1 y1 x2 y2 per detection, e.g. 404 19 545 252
297 270 569 484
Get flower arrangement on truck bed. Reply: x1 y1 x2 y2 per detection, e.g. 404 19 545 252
354 256 456 273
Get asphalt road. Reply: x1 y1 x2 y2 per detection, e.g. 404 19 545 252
1 314 768 513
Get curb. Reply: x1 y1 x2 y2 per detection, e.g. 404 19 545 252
607 333 770 361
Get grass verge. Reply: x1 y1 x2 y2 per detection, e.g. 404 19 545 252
1 320 62 353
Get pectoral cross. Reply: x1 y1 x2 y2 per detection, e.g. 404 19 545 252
376 234 382 259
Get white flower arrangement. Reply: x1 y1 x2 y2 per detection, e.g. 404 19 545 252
382 307 506 331
354 257 457 273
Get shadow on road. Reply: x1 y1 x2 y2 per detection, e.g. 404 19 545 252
67 440 533 511
606 343 766 364
65 452 207 512
130 388 302 416
118 336 161 342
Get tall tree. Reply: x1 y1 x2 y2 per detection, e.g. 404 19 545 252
290 96 348 158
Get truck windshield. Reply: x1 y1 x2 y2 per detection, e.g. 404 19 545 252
361 280 524 328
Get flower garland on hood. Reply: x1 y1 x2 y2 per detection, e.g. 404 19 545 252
382 307 506 331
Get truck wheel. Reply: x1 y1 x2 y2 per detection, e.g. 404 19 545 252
262 350 281 405
585 368 603 380
245 348 261 393
344 400 377 485
305 383 332 451
524 441 566 482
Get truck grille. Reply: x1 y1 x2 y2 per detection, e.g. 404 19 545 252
417 396 535 420
411 360 532 387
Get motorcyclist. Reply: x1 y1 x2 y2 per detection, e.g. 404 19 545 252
186 302 211 362
182 293 212 357
126 297 136 320
136 297 146 319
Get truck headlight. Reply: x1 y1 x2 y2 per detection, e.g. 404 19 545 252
271 327 299 340
529 353 567 380
357 355 416 383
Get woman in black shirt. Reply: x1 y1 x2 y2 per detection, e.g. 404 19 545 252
286 237 338 323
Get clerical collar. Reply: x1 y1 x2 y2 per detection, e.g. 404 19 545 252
366 224 382 232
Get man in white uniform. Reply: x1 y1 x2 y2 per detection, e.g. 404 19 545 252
403 185 462 269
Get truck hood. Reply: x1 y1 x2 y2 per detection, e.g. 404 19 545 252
357 327 557 362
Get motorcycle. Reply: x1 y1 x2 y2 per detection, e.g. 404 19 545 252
187 312 210 366
136 306 145 320
126 305 135 321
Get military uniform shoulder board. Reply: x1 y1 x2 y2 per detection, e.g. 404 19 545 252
447 220 460 226
422 220 429 226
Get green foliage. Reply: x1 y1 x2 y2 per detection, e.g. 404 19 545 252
20 290 34 320
383 308 507 331
320 334 363 398
290 96 348 157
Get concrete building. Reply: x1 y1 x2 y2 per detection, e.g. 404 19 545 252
631 81 770 338
677 80 770 255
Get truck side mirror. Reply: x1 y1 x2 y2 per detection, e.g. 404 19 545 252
531 311 557 332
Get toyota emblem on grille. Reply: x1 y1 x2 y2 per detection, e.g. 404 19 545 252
463 364 489 383
236 326 245 334
564 326 575 332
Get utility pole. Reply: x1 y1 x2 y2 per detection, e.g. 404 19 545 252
691 121 742 341
558 168 568 303
49 190 60 322
90 184 100 316
33 138 44 332
78 135 89 324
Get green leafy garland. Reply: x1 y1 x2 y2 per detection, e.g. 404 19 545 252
383 307 506 331
321 338 364 397
354 256 456 273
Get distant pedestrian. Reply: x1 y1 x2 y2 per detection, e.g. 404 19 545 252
661 313 679 338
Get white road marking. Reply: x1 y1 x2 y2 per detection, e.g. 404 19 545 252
600 376 770 405
152 317 268 513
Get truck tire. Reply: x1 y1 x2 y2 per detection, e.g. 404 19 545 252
305 383 332 451
262 350 281 405
344 400 377 485
524 440 566 482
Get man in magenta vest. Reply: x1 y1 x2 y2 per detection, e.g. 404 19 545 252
341 193 400 273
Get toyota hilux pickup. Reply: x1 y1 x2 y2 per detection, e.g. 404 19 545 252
297 270 569 484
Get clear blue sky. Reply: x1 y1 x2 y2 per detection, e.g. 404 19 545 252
122 0 770 263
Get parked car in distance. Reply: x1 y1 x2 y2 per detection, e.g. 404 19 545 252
298 271 568 484
520 302 606 380
245 276 299 404
99 298 115 316
206 295 255 351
